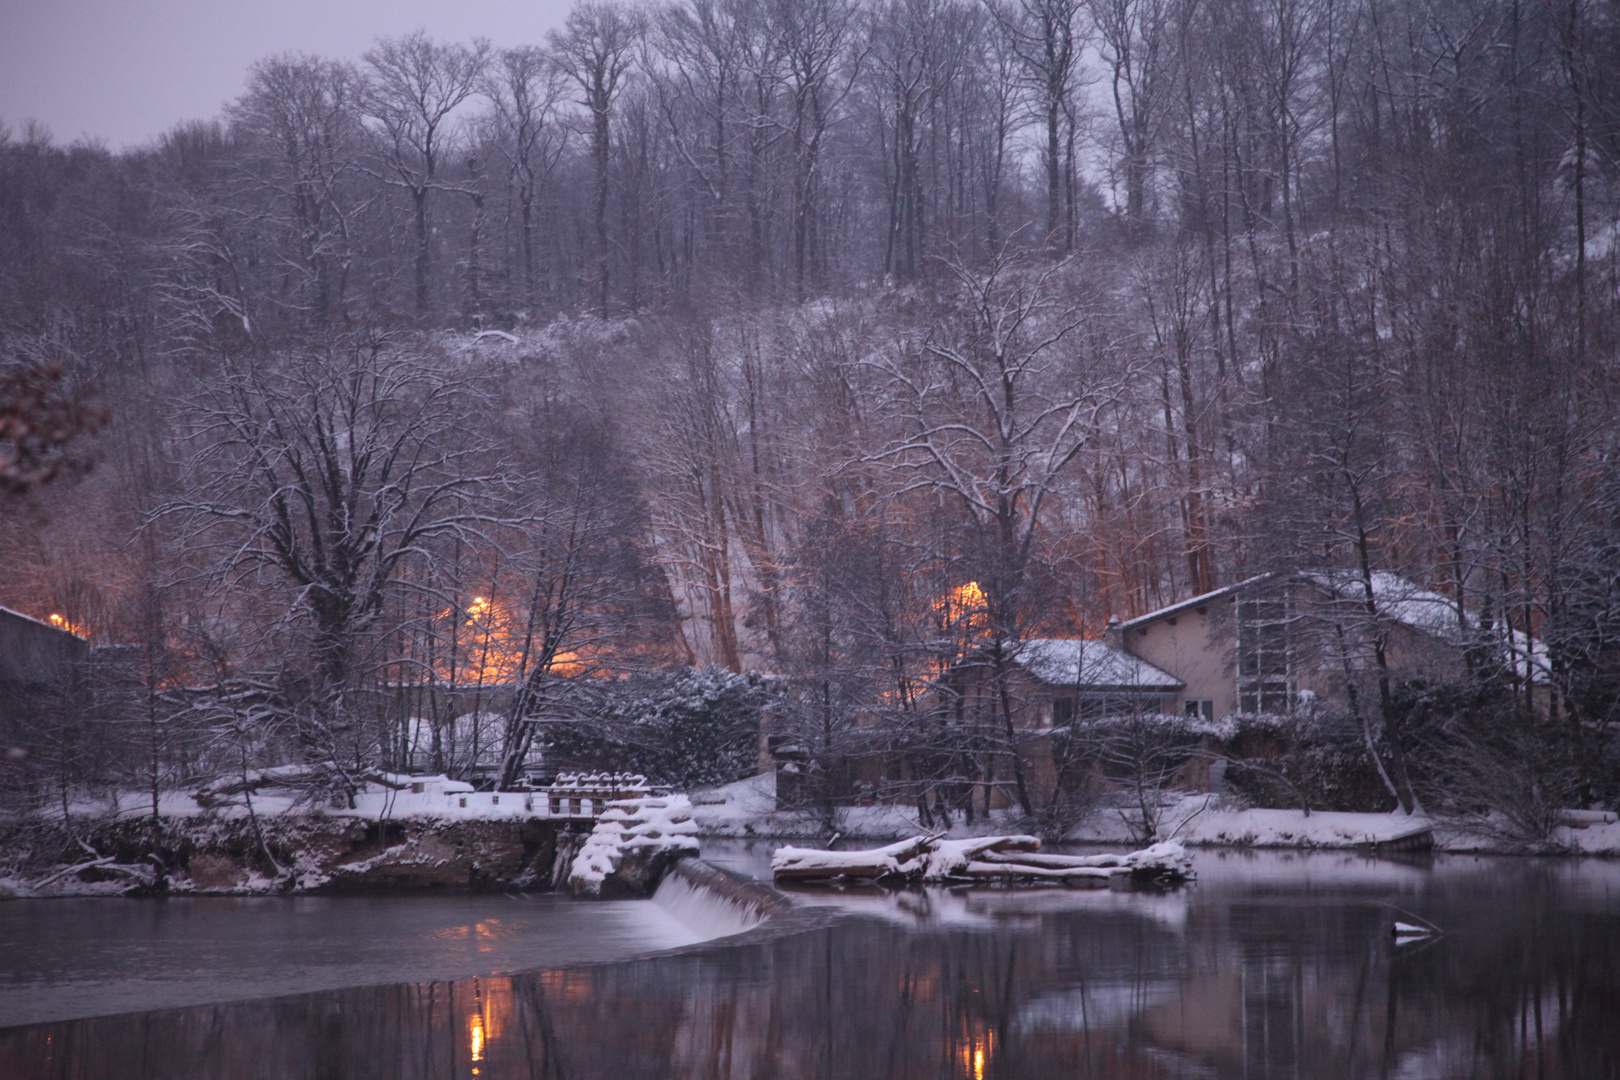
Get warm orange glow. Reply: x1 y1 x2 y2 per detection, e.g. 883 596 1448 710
956 1022 994 1080
456 595 523 685
464 978 515 1075
45 613 86 637
922 581 995 683
937 581 990 628
408 594 576 685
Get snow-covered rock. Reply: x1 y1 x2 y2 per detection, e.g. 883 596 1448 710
568 795 701 897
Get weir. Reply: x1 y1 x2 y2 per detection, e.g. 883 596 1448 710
651 858 790 941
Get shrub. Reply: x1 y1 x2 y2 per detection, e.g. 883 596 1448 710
541 666 781 789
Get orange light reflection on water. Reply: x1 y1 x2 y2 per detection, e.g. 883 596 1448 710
957 1023 994 1080
463 977 514 1076
469 1012 485 1067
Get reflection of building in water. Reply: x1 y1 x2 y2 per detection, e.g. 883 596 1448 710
1241 959 1305 1077
5 867 1611 1080
1129 905 1447 1080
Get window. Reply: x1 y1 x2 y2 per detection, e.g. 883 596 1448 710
1051 697 1075 726
1184 698 1214 722
1078 694 1166 720
1237 593 1294 713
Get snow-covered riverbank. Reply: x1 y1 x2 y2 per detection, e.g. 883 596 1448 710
686 773 1620 855
7 770 1617 899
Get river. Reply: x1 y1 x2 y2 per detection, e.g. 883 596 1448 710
3 844 1618 1078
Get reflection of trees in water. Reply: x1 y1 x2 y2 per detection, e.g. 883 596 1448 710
4 873 1617 1079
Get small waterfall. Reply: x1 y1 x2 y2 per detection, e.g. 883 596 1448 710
651 858 786 942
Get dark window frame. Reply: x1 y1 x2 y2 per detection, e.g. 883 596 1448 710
1236 590 1295 714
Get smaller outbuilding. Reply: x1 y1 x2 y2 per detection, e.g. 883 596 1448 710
0 605 87 690
0 604 91 736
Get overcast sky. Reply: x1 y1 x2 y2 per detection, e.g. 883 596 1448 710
0 0 575 151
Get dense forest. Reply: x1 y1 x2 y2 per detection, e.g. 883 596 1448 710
2 0 1619 837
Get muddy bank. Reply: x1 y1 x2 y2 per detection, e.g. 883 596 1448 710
0 815 591 897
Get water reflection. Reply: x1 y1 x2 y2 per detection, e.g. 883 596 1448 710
3 851 1617 1079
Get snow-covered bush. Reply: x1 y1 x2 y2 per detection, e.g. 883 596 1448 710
542 666 781 788
1398 678 1593 841
1209 710 1394 813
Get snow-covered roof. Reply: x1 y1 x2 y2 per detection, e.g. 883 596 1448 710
1115 571 1547 683
1014 639 1184 691
1116 573 1278 632
1305 571 1548 682
1306 571 1461 636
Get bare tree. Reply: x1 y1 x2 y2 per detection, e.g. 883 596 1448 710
495 409 675 788
228 54 367 326
993 0 1084 249
158 338 493 800
651 0 758 276
1087 0 1175 231
483 46 568 313
550 1 647 316
866 252 1125 811
766 0 862 294
363 32 491 320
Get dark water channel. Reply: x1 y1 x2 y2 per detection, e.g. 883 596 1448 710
3 846 1618 1079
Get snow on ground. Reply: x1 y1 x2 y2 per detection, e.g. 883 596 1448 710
691 777 1620 855
771 834 1191 885
1559 820 1620 854
690 776 1440 849
33 771 1620 856
689 772 1037 840
1132 796 1437 849
54 777 545 825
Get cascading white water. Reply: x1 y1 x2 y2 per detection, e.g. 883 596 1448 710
650 864 774 942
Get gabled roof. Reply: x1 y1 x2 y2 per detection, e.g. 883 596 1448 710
1304 571 1462 637
1116 573 1278 632
1305 571 1548 682
1014 639 1184 691
1114 570 1548 683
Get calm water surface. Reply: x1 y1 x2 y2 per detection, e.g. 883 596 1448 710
2 845 1617 1079
0 891 713 1027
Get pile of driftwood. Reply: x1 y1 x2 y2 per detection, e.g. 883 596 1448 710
771 834 1193 888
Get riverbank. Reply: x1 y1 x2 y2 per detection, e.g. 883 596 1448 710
0 812 583 898
6 771 1617 898
687 773 1620 856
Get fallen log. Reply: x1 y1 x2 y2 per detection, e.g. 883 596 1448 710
772 834 1041 883
973 850 1128 870
961 861 1115 886
772 835 1192 887
770 835 940 883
